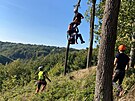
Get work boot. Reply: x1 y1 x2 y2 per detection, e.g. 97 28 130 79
81 41 85 44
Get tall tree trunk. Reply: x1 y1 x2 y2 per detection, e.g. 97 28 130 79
94 0 121 101
64 42 70 75
86 0 96 68
129 22 135 68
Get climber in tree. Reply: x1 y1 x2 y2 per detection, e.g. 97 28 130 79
73 0 84 26
112 45 130 96
73 9 84 27
67 20 85 44
35 66 51 93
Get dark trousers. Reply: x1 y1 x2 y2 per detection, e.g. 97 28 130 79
76 34 84 42
112 69 125 85
37 81 47 89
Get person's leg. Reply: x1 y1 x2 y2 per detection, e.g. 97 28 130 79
114 70 125 96
112 70 120 82
41 85 45 92
41 81 47 92
112 70 120 90
75 34 78 44
76 34 85 44
36 81 41 93
118 71 125 86
117 71 125 95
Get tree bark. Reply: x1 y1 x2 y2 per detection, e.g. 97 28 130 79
86 0 96 68
129 22 135 68
64 42 70 75
94 0 121 101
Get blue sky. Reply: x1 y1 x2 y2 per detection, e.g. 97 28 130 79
0 0 97 49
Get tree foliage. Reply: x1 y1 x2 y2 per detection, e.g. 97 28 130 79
95 0 135 50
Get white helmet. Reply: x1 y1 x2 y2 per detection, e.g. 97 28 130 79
74 7 78 13
38 66 43 70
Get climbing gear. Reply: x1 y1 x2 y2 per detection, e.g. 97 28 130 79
68 36 76 44
67 26 79 44
118 45 126 51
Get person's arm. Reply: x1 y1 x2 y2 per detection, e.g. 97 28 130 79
112 58 118 78
79 13 84 19
46 76 51 82
73 15 77 21
126 62 129 70
44 74 51 82
81 15 84 19
114 58 118 66
126 57 130 70
68 24 72 30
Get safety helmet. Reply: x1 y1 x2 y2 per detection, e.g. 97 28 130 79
118 45 126 51
38 66 43 71
74 7 78 13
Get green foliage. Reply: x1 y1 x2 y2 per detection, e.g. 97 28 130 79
0 41 99 75
123 68 135 90
0 71 96 101
94 0 135 54
0 55 13 65
0 60 31 92
49 63 64 76
72 50 87 70
0 42 99 90
0 61 135 101
0 41 68 60
116 0 135 49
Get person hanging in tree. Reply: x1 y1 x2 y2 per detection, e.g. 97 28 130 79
67 20 85 44
112 45 130 96
73 9 84 27
35 66 51 93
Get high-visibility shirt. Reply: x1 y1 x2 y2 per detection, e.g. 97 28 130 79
38 71 44 80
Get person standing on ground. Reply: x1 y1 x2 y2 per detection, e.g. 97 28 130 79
35 66 51 93
112 45 130 96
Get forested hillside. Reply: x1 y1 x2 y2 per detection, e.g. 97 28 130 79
0 41 72 60
0 55 13 65
0 41 98 70
0 41 99 101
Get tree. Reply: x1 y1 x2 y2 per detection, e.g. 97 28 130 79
127 0 135 68
116 0 135 68
94 0 121 101
95 0 135 68
86 0 96 68
129 23 135 68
